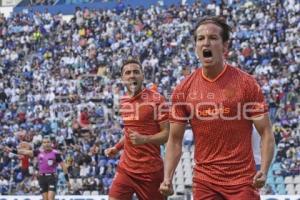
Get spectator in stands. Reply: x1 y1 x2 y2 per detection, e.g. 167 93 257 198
28 175 40 194
183 128 193 151
252 126 262 170
0 175 9 195
79 107 90 127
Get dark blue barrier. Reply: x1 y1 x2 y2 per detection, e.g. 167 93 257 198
13 0 225 15
15 1 120 15
14 0 168 15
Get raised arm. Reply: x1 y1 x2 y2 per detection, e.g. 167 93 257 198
4 146 34 157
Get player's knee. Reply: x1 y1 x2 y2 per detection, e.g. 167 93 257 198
41 192 48 200
109 197 123 200
48 190 55 200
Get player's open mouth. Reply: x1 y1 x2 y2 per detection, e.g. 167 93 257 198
203 49 213 58
129 81 138 87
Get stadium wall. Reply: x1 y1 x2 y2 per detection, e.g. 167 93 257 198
12 0 225 15
1 196 300 200
13 0 182 15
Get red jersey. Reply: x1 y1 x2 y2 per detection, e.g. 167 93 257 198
80 112 90 125
20 155 29 169
170 64 268 186
119 88 168 175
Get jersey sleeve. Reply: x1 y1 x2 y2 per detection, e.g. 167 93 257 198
245 78 269 118
169 85 189 124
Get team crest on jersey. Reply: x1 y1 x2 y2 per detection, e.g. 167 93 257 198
223 87 236 99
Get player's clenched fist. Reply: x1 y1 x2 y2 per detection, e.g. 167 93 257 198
128 129 148 145
159 179 174 196
104 147 119 158
253 170 266 188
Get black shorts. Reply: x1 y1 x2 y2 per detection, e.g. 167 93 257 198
38 174 57 193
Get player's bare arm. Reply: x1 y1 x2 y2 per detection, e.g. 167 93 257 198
252 113 275 188
128 121 169 145
4 146 34 157
160 122 185 196
105 136 124 157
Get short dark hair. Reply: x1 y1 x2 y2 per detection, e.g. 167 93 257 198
121 58 143 75
193 16 232 42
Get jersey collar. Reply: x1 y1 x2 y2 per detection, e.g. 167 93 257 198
201 63 228 82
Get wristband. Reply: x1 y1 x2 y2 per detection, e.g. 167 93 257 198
64 174 69 182
114 142 123 151
11 149 18 154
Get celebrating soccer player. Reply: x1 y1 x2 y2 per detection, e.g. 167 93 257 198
105 58 169 200
159 16 275 200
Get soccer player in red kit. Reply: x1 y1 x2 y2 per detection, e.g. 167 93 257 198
159 16 275 200
105 59 169 200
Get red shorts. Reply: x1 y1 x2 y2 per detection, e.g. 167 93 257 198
193 179 260 200
109 167 165 200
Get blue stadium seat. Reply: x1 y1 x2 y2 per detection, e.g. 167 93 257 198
272 163 281 171
267 176 275 184
276 184 286 195
275 176 284 184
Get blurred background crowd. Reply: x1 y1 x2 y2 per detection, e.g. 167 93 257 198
0 0 299 196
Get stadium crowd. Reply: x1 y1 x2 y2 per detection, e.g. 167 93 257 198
0 0 299 195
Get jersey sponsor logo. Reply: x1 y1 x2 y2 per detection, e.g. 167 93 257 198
197 107 230 117
171 102 267 121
